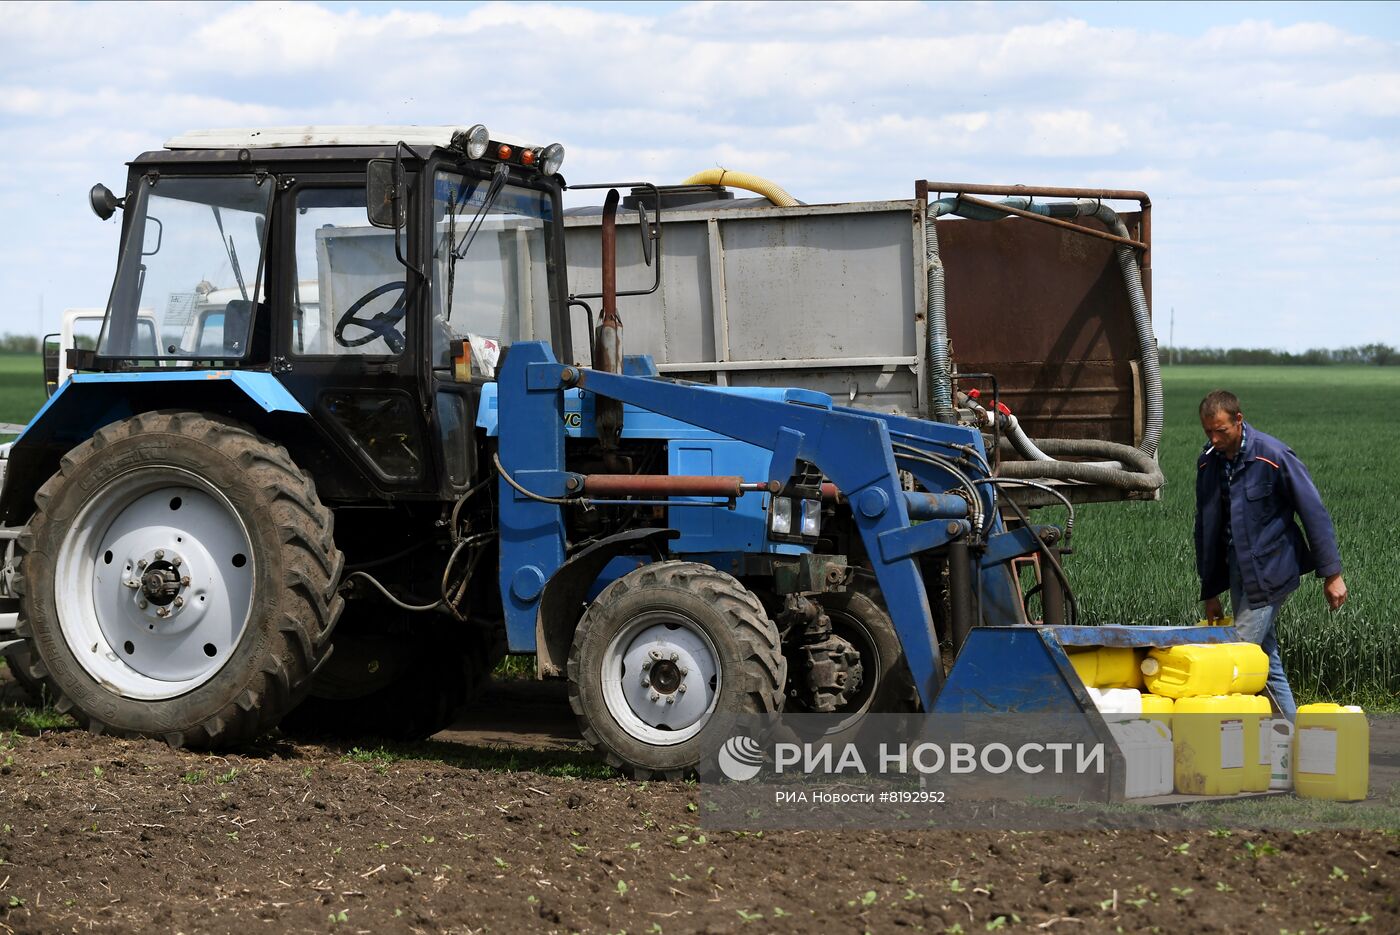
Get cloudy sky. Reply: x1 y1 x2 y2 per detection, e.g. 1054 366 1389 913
1 0 1396 349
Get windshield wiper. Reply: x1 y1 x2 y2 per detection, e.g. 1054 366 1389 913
443 162 511 320
453 163 511 259
211 206 249 301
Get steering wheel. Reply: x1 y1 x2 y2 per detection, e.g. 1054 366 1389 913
334 281 408 353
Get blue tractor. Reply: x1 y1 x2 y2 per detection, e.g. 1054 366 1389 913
3 126 1111 777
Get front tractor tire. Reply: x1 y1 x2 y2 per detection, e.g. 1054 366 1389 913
14 411 344 748
567 561 786 779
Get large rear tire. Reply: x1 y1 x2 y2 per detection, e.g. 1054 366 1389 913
14 411 343 748
567 561 785 779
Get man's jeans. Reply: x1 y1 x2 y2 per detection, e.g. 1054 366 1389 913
1227 552 1297 720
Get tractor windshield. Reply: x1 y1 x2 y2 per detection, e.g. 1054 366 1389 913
431 171 553 376
99 175 274 361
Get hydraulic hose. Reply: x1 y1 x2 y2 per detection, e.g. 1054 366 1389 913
681 169 798 208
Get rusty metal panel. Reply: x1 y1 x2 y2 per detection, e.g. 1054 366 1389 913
956 360 1136 444
936 212 1145 446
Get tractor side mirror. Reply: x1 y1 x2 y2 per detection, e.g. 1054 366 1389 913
366 159 405 229
89 183 124 221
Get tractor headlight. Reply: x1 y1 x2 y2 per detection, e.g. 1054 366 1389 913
800 499 822 537
540 142 565 176
769 496 793 536
465 124 490 160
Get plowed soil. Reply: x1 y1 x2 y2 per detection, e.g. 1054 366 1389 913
1 672 1395 934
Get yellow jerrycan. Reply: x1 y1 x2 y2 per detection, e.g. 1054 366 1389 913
1067 646 1144 689
1172 696 1246 795
1294 704 1368 801
1226 643 1270 694
1139 694 1174 729
1140 644 1235 699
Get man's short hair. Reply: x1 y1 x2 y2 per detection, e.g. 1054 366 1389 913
1200 389 1241 420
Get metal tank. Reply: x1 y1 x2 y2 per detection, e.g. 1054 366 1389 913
564 180 1154 455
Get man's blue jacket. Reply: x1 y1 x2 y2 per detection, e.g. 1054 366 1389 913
1194 423 1342 607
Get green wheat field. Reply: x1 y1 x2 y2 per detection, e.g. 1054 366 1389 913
1 356 1395 708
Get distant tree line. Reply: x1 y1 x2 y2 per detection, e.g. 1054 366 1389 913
0 334 39 354
1160 344 1397 366
0 334 96 353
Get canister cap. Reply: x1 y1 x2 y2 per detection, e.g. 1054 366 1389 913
1140 658 1160 677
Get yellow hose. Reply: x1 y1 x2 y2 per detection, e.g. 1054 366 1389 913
681 168 798 207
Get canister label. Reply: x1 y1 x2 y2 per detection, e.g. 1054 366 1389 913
1220 719 1244 769
1258 719 1272 764
1297 727 1338 776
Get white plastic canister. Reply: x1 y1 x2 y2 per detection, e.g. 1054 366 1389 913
1087 687 1143 723
1145 719 1175 796
1108 719 1174 798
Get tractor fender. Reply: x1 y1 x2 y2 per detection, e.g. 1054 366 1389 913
534 528 678 677
0 372 315 525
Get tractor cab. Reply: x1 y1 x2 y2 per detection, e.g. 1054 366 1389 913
74 125 572 503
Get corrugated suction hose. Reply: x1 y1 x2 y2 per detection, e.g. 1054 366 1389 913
681 169 798 208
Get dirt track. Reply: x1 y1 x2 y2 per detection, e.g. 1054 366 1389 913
1 674 1396 934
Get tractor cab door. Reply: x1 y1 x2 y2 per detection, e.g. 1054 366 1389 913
273 179 431 497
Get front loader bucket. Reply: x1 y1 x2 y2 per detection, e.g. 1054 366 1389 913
933 625 1246 802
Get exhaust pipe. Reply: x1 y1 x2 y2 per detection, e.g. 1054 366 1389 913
594 189 624 451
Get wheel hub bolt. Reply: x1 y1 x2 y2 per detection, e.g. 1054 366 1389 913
649 691 660 701
173 596 184 608
641 660 651 671
665 696 675 704
171 557 181 568
155 550 164 560
137 559 147 569
640 677 651 688
180 576 191 587
678 685 687 693
157 607 171 618
138 599 148 609
669 652 679 661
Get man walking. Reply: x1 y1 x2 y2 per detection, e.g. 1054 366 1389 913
1195 390 1347 719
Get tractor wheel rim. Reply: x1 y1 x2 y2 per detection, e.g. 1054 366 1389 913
601 611 720 746
53 467 255 700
